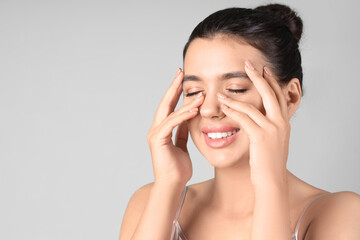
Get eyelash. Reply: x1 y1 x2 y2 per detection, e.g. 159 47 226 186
185 89 247 97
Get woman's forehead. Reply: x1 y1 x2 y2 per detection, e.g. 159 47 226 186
184 37 266 74
183 37 266 82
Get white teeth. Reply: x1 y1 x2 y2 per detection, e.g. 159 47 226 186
207 129 239 139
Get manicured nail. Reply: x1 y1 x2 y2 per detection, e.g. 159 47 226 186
195 92 203 99
217 93 226 100
221 104 229 110
189 107 198 113
245 60 255 70
264 66 272 76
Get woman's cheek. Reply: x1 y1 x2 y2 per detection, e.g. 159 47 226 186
186 112 198 131
186 118 198 143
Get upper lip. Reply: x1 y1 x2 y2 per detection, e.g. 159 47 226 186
201 125 240 133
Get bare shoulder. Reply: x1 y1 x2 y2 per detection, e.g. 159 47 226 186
119 182 155 240
305 191 360 240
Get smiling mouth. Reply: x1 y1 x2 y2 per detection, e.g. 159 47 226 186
206 129 240 139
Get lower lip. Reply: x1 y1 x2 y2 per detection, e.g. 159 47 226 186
203 130 239 149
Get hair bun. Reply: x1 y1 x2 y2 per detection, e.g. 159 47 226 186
255 3 303 43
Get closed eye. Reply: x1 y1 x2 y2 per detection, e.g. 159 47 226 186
228 89 247 94
186 89 247 97
185 91 202 97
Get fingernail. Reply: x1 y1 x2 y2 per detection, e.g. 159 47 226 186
264 66 272 76
189 107 198 113
245 60 255 70
217 93 226 100
221 104 229 110
176 68 182 76
195 92 203 99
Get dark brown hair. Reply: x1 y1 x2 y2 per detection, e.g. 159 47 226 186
183 4 304 95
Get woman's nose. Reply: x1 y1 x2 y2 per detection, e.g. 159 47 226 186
200 92 225 119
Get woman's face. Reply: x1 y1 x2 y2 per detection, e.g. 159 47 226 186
183 36 269 168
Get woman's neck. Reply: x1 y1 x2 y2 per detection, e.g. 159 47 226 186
209 161 294 218
210 161 255 217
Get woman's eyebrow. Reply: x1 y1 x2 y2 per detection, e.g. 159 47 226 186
183 71 250 83
220 71 250 80
183 75 200 83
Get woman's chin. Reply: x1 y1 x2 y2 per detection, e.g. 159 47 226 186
204 151 249 169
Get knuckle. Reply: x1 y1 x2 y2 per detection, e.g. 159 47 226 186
147 126 160 144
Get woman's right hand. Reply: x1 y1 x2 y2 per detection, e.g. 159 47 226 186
147 68 204 185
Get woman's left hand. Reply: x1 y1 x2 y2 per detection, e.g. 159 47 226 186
217 60 291 187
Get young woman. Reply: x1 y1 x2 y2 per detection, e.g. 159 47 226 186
119 4 360 240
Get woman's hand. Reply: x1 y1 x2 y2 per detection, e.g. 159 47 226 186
217 60 291 187
147 69 204 185
218 60 293 239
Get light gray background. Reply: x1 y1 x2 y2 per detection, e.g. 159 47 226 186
1 0 359 239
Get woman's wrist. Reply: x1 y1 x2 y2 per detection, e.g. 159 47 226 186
253 180 289 202
251 169 289 191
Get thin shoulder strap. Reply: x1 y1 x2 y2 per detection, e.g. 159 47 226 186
174 186 188 221
293 193 330 240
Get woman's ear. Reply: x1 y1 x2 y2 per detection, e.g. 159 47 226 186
282 78 302 119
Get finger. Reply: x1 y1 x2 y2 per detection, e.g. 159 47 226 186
217 93 271 127
244 60 283 121
161 92 204 132
263 66 288 119
171 92 204 116
157 108 199 141
175 122 189 153
151 92 203 142
220 104 261 138
153 68 184 127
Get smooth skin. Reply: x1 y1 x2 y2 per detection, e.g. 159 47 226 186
119 36 360 240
